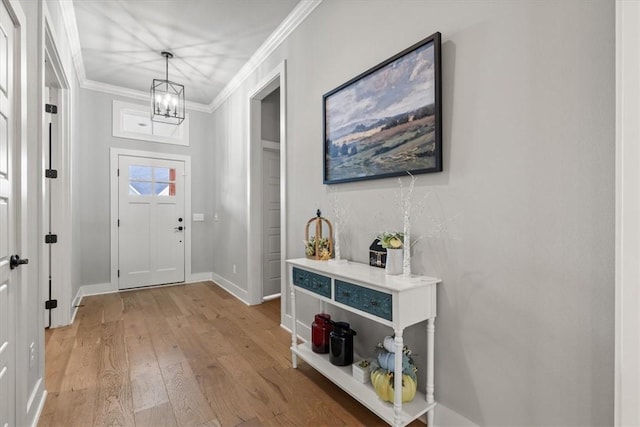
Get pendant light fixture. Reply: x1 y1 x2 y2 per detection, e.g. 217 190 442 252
150 51 185 125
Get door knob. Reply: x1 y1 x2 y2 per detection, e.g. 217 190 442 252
10 254 29 270
174 226 184 231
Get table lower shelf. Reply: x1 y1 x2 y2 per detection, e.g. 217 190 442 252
292 342 436 426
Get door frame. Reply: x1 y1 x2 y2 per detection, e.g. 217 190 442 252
110 148 192 290
247 60 287 306
40 19 72 327
615 1 640 424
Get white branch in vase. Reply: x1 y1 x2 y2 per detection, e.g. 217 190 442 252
399 173 417 277
328 187 352 261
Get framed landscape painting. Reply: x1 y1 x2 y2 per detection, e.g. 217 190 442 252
323 32 442 184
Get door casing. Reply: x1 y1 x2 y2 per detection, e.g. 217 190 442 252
41 21 72 327
247 60 287 307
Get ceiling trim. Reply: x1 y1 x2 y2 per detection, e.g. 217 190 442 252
208 0 323 112
58 0 322 113
83 79 212 113
58 0 86 83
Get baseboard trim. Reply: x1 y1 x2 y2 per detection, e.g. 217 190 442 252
189 272 213 282
79 282 118 297
70 287 82 324
77 274 215 300
210 271 250 305
66 282 119 326
434 403 479 427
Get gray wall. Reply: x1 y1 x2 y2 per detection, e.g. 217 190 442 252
76 89 214 287
210 0 614 425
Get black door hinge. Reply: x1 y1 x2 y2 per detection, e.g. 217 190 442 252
45 104 58 114
45 169 58 178
45 234 58 244
117 269 120 278
45 299 58 310
117 219 120 227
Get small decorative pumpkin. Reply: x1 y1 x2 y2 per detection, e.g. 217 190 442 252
370 368 417 403
383 335 396 353
376 350 413 378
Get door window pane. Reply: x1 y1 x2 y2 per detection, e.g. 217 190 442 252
129 165 152 181
154 182 168 195
129 181 153 195
154 167 169 182
154 167 176 197
128 165 176 197
154 182 176 196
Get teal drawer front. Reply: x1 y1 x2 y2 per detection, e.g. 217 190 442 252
335 280 392 321
292 267 331 298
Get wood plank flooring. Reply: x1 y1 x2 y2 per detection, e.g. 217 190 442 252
39 282 425 426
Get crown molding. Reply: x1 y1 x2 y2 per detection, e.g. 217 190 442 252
209 0 322 112
57 0 322 113
83 79 212 113
58 0 86 84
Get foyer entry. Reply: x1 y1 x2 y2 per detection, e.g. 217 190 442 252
116 154 186 289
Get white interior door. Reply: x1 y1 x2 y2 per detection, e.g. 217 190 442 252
0 1 17 424
262 147 281 298
118 155 185 289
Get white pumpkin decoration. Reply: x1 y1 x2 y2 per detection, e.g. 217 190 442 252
383 335 396 353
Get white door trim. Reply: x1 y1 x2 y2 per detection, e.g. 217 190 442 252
247 60 287 306
615 1 640 425
41 18 72 327
110 148 192 291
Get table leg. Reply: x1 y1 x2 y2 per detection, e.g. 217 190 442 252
427 317 435 426
290 282 298 368
394 329 404 427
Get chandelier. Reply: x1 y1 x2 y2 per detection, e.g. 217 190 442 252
150 51 185 125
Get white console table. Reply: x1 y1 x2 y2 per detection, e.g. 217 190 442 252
287 258 441 427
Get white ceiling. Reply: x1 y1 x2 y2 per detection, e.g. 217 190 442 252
68 0 304 108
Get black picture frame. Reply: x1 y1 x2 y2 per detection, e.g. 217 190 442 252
323 32 442 184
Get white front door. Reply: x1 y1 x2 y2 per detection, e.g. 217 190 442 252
262 147 281 298
0 1 18 424
118 155 185 289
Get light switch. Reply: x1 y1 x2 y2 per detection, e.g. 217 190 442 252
192 213 205 222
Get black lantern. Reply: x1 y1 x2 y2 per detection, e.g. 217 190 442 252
150 51 185 125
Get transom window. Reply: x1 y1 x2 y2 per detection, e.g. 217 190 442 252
128 165 176 196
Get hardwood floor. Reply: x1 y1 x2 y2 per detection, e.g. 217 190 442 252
38 282 424 426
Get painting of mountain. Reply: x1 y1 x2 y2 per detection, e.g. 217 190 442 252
323 33 442 183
